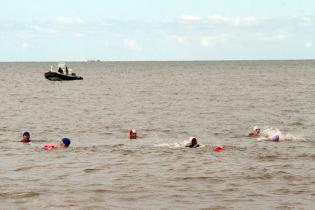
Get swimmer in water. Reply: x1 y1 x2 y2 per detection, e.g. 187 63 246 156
59 137 71 148
129 129 137 139
185 137 200 148
270 133 280 142
43 137 71 150
248 126 261 137
20 131 31 143
129 129 144 139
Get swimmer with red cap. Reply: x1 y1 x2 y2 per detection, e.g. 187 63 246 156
129 129 137 139
185 137 200 148
20 131 31 143
43 137 71 150
129 129 143 139
248 125 261 137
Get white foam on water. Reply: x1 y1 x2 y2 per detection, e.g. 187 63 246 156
257 126 305 141
154 140 206 148
154 140 190 148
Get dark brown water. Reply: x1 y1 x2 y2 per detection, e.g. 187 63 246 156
0 61 315 209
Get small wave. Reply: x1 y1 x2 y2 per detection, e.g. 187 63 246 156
288 121 304 126
83 168 103 173
180 176 223 182
0 192 40 199
14 166 33 171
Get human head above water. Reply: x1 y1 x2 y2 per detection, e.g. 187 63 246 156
60 137 71 147
189 137 198 145
253 125 260 131
23 131 30 137
271 133 280 142
129 129 137 139
253 125 261 133
21 131 31 142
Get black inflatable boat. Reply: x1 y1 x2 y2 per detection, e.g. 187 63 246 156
44 63 83 81
44 72 83 81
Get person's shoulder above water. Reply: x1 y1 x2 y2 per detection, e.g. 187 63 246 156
185 137 200 148
43 137 71 150
20 131 31 143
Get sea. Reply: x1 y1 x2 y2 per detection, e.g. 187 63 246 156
0 60 314 210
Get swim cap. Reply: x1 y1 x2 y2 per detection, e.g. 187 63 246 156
23 131 30 136
62 137 71 147
253 126 261 131
271 134 280 142
189 137 197 142
129 129 137 139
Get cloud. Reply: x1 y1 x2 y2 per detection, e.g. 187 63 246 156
305 41 313 48
56 16 83 25
299 17 313 27
166 35 189 44
124 39 141 51
260 34 287 42
200 36 226 47
21 42 29 49
180 15 201 24
75 33 85 37
30 25 56 34
208 15 257 27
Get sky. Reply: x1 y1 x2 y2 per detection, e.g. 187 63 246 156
0 0 314 61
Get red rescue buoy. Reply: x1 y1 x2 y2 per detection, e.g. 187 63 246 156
43 144 57 150
212 146 224 152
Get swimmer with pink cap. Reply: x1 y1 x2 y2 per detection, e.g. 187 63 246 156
270 133 280 142
248 125 261 137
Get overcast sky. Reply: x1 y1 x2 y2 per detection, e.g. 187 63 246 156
0 0 314 61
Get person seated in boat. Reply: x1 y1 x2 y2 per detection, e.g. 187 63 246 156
20 131 31 143
248 125 261 137
185 137 200 148
43 137 71 150
58 67 64 74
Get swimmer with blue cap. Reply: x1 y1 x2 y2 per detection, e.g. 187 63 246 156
21 131 31 143
43 137 71 150
59 137 71 148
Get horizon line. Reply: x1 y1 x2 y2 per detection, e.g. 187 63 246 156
0 58 314 63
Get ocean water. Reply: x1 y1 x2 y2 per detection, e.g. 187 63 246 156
0 61 314 209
